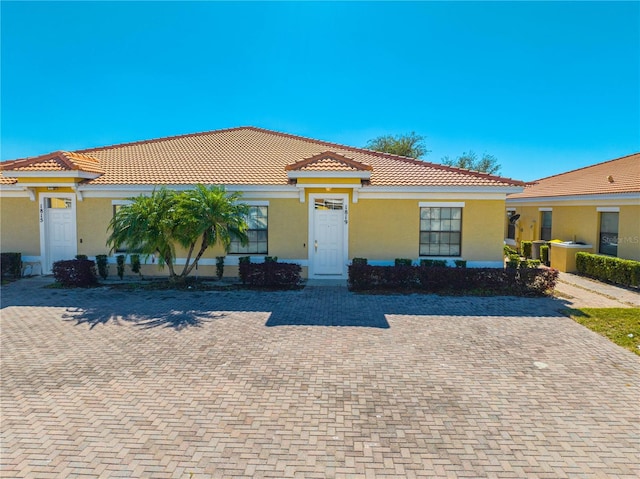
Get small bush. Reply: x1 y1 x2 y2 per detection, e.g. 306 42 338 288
130 254 141 276
395 258 413 266
506 253 520 269
239 260 301 289
521 241 532 259
352 257 368 266
75 254 88 260
454 260 467 268
420 259 447 267
238 256 251 283
504 244 517 256
0 252 22 279
116 254 125 280
216 256 225 280
576 252 640 288
95 254 109 280
540 245 550 266
264 256 278 263
53 259 98 287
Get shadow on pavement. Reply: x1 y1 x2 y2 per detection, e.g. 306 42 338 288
1 279 571 330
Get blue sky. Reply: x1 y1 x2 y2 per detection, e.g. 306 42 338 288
2 1 638 181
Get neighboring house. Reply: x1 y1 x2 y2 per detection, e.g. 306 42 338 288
0 127 524 279
505 152 640 270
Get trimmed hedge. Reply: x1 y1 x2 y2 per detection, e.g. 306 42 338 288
239 260 302 289
52 259 98 287
348 264 558 296
576 252 640 288
521 241 532 259
1 252 21 279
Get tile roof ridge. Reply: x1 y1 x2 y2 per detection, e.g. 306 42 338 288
74 126 252 153
528 151 640 183
245 127 525 186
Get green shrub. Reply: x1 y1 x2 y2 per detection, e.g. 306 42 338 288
521 241 532 259
522 259 541 268
130 254 141 276
352 258 368 265
420 259 447 267
0 252 21 279
95 254 109 280
395 258 413 266
540 245 550 266
264 256 278 263
576 252 640 288
75 254 88 260
503 244 517 256
348 263 558 296
216 256 225 280
116 254 125 280
53 259 98 287
454 260 467 268
239 261 302 289
506 253 520 269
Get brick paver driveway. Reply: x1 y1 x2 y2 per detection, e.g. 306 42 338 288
1 280 639 478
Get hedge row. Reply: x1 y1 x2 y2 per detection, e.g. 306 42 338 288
239 260 302 289
53 259 99 287
1 252 21 279
348 264 559 296
575 252 640 288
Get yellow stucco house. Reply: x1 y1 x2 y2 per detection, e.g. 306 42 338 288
1 127 525 279
505 153 640 272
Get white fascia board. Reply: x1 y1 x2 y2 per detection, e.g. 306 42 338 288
596 206 620 212
360 185 524 194
358 191 509 201
0 186 30 197
419 201 465 207
506 193 640 206
287 171 371 179
78 184 299 199
2 170 101 179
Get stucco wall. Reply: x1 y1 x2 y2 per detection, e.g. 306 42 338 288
350 199 505 263
0 197 40 255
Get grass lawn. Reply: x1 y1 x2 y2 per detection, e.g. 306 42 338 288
567 308 640 356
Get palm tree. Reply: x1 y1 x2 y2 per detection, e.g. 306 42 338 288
107 185 249 283
173 185 249 278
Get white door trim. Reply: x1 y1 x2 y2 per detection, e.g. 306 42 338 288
39 192 78 274
308 193 349 279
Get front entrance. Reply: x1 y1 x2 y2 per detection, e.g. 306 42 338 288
309 194 348 278
40 194 77 274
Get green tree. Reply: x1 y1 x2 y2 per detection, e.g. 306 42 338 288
441 151 501 175
365 132 429 158
107 185 249 283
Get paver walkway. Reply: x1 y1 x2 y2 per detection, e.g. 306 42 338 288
1 277 639 478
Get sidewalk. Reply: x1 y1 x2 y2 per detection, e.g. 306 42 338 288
554 271 640 308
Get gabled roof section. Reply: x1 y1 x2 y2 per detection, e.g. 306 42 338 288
508 152 640 199
2 127 526 188
285 151 373 172
1 151 105 175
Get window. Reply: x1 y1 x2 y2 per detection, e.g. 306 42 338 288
599 212 619 256
540 211 552 241
229 206 268 254
419 207 462 256
506 211 516 240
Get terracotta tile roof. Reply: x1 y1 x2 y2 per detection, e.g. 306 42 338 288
2 127 524 188
286 151 373 172
508 152 640 199
0 151 105 175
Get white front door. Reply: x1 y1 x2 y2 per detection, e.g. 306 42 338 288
41 194 77 273
309 195 348 277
